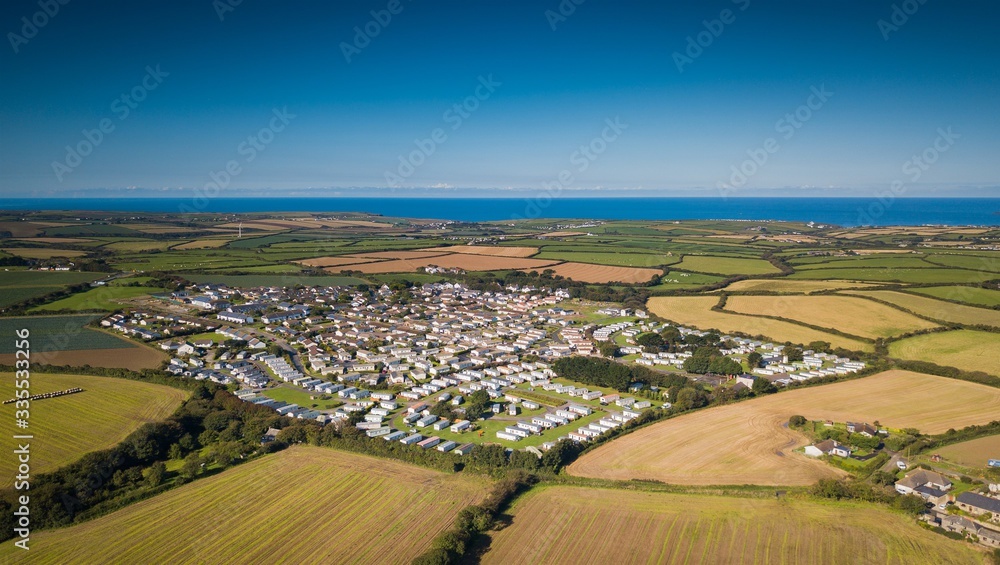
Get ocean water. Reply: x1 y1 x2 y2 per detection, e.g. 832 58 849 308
0 197 997 227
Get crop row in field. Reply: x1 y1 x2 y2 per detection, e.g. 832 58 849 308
0 373 187 486
647 296 871 351
0 447 488 564
568 370 1000 486
483 486 980 565
0 315 135 354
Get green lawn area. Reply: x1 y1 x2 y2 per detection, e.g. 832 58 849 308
261 384 342 410
31 285 165 312
0 315 135 353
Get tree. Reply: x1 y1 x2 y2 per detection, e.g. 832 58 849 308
788 415 807 428
784 347 804 362
168 443 184 460
146 461 166 487
636 332 664 351
746 351 763 369
597 341 618 358
751 377 777 395
181 453 203 479
674 387 707 411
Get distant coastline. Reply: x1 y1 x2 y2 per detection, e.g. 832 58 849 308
0 197 997 227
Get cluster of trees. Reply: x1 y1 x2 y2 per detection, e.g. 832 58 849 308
682 346 744 376
810 478 925 515
552 356 690 392
414 471 537 565
0 384 285 541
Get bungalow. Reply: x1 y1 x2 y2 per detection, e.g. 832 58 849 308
436 440 457 453
450 420 471 433
895 469 953 496
454 443 475 456
804 439 851 458
847 422 878 437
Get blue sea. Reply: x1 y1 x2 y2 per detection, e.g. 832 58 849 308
0 197 997 227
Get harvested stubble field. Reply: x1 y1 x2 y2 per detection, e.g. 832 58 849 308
674 255 782 275
720 279 879 293
935 435 1000 468
483 486 981 565
0 373 187 486
788 267 996 284
350 250 453 259
568 370 1000 485
0 447 488 564
843 290 1000 328
171 239 230 250
723 295 940 339
647 296 871 351
538 262 662 283
889 330 1000 376
423 245 539 257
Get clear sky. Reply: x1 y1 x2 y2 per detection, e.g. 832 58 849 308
1 0 998 197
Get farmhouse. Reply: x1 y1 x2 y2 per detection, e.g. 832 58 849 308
894 469 952 496
956 492 1000 521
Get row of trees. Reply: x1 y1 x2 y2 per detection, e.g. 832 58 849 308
552 356 691 392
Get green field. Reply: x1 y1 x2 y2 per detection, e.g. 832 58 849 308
31 286 165 312
0 446 487 564
0 315 135 354
177 274 369 287
0 373 188 486
911 285 1000 307
789 267 996 284
889 329 1000 376
924 253 1000 272
674 255 781 275
0 270 105 308
261 385 342 410
484 486 981 565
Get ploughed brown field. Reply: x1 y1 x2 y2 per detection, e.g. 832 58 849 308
568 370 1000 486
0 346 165 371
536 262 662 283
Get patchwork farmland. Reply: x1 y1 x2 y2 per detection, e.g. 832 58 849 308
0 373 187 486
568 370 1000 485
647 296 871 351
843 290 1000 328
723 295 940 339
483 486 981 565
0 447 487 564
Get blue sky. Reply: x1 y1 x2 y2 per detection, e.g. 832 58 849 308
1 0 998 197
